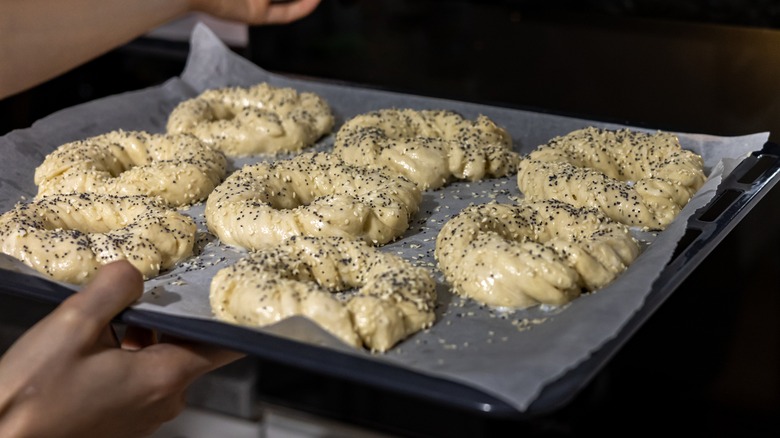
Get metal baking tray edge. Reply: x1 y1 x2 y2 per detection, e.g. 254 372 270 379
1 141 778 420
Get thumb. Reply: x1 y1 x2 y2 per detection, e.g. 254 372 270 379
56 260 144 344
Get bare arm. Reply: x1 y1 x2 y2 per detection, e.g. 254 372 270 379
0 0 321 99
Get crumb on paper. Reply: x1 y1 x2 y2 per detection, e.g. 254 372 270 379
512 317 549 332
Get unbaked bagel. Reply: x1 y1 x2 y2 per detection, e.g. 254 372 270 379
34 130 227 207
334 109 519 190
517 127 706 229
205 152 421 250
0 193 196 284
435 200 640 309
166 82 334 156
210 235 436 352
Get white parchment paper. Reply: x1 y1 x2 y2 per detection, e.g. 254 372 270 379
0 24 769 412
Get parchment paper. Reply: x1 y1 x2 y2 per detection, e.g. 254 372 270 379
0 24 769 412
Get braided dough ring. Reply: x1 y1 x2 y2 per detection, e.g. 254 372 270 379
210 235 436 352
435 200 640 309
167 82 334 156
517 127 706 229
34 130 227 207
205 152 421 250
334 109 519 190
0 193 196 284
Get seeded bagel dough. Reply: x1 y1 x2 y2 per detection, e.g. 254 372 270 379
435 200 640 309
210 235 436 352
334 109 519 190
167 82 334 156
205 152 421 250
0 193 196 284
517 127 705 229
34 130 227 207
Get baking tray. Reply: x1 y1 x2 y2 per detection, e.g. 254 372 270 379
3 141 778 420
1 24 779 419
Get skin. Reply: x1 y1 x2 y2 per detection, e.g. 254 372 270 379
0 261 247 437
0 0 322 98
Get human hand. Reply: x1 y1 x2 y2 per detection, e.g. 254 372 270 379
0 261 245 438
189 0 323 25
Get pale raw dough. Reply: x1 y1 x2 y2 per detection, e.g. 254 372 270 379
167 82 334 156
435 200 640 309
0 193 196 284
34 130 227 207
205 152 421 250
210 235 436 352
517 127 705 229
334 109 519 189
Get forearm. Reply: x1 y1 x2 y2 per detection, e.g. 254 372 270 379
0 0 192 98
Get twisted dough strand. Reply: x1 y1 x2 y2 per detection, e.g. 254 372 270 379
0 193 195 284
167 82 334 156
210 236 436 352
334 109 519 190
517 127 705 229
34 130 227 207
435 200 639 309
205 152 421 250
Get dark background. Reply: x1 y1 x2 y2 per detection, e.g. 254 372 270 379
2 1 779 436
